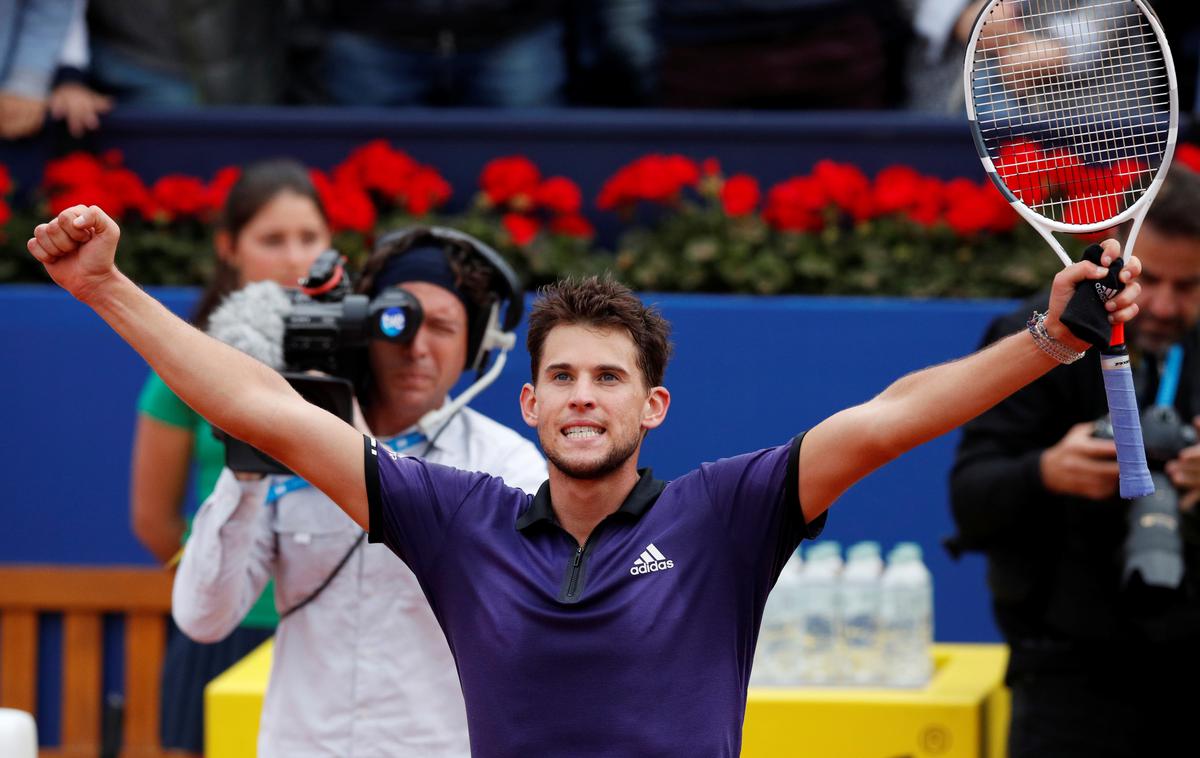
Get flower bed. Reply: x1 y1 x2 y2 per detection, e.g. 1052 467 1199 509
5 140 1196 297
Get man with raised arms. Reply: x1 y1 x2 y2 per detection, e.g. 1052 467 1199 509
28 205 1141 756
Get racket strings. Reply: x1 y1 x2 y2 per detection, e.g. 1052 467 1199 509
971 0 1170 225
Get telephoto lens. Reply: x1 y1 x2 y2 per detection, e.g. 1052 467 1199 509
1105 405 1197 594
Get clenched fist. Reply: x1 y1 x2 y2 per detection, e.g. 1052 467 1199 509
27 205 122 303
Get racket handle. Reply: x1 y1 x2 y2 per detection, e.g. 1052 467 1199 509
1100 347 1155 499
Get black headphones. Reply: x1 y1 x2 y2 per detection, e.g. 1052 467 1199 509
364 226 524 374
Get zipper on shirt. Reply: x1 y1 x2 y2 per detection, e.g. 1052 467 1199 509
566 545 585 600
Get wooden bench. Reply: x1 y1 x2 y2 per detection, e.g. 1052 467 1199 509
0 565 174 758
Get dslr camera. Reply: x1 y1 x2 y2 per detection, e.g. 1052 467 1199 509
1095 405 1197 594
221 249 425 474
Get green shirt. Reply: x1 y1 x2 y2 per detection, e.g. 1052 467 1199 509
137 371 279 629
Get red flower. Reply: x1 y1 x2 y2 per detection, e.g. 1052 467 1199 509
311 169 376 234
48 184 117 216
943 179 1015 235
660 155 701 194
404 166 452 216
104 168 156 219
872 166 923 216
43 152 104 190
763 177 826 232
1062 193 1119 227
719 174 760 216
482 156 542 207
702 158 722 177
0 198 10 227
0 164 11 196
597 154 699 210
502 213 540 246
549 214 595 239
1176 143 1200 174
906 178 945 227
207 166 242 212
101 149 124 167
813 160 871 218
152 175 211 220
336 140 420 200
533 176 582 215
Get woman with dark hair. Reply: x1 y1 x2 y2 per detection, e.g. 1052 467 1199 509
128 158 331 757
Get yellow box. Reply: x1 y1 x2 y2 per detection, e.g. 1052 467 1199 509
207 642 1008 758
205 639 273 758
744 644 1009 758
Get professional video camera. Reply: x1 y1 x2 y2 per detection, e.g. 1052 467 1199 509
1095 402 1196 595
209 227 523 475
211 249 423 473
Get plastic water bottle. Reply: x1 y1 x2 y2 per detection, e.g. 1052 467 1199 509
798 541 842 686
881 542 933 687
839 541 884 685
752 549 804 685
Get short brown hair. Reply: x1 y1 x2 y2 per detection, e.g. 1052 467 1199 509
1141 163 1200 240
527 276 673 387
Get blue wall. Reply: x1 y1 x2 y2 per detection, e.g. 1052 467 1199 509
1 285 1013 642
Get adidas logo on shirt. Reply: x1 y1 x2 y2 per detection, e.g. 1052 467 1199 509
629 543 674 575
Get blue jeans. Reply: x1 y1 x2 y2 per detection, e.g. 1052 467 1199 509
323 22 566 107
90 40 199 106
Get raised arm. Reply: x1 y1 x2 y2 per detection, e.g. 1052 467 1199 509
797 239 1141 521
29 206 369 528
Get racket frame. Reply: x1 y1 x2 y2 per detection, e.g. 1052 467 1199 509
962 0 1179 266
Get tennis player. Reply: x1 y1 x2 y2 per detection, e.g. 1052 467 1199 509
28 205 1141 756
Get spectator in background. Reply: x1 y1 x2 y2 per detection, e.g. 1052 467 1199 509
320 1 568 107
656 0 909 109
948 165 1200 757
902 1 1200 115
172 229 547 756
86 0 291 105
130 159 331 757
566 0 656 107
0 0 79 138
900 0 980 113
47 0 112 138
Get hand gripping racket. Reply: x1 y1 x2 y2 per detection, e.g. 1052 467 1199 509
964 0 1178 498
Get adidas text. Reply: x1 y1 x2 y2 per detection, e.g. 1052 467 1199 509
630 543 675 575
630 559 674 575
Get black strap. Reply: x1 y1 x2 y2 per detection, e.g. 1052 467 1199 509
278 532 365 620
275 428 447 620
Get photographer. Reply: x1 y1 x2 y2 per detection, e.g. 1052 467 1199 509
949 165 1200 757
171 228 547 757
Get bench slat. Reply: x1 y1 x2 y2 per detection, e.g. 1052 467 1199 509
1 609 38 712
60 612 102 754
121 613 166 758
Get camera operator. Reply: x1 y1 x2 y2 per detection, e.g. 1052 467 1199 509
171 228 547 757
949 165 1200 758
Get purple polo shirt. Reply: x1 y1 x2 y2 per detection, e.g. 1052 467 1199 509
365 433 824 757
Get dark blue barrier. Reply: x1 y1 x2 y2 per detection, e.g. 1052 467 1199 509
2 284 1012 644
0 108 984 226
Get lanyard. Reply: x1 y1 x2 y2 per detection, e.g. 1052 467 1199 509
1153 344 1185 408
265 431 429 504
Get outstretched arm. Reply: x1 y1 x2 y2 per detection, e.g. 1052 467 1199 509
798 239 1141 521
28 206 369 528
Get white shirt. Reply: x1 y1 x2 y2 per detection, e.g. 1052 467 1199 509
173 407 547 758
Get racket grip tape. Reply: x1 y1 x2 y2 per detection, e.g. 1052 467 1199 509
1102 352 1155 499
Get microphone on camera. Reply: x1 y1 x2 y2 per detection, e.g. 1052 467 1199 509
205 280 293 370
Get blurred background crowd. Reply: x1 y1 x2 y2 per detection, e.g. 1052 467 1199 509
3 0 1199 143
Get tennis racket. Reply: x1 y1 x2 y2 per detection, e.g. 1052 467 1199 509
964 0 1178 498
